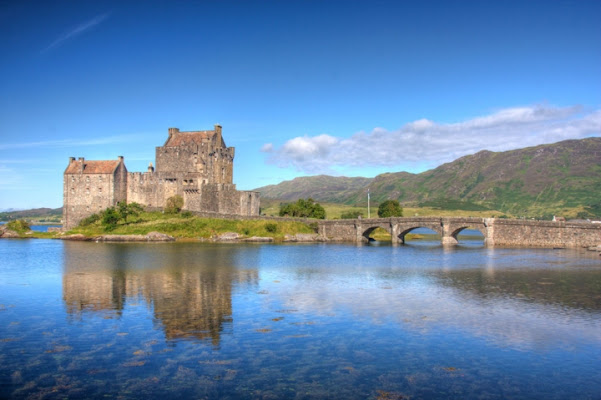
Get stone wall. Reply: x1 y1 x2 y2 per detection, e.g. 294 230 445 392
63 158 127 229
317 217 601 248
486 219 601 248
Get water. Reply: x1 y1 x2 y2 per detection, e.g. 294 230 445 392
0 239 600 399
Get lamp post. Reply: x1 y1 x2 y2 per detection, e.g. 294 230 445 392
368 189 370 219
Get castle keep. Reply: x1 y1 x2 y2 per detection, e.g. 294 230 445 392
63 125 259 229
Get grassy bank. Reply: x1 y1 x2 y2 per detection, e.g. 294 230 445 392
66 211 316 240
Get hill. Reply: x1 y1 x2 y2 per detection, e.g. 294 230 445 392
255 138 601 218
0 207 62 223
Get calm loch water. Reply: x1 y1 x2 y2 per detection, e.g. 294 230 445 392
1 238 600 399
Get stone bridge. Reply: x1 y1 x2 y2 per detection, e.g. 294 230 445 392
317 217 601 248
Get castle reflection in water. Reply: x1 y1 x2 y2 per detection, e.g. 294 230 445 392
61 242 258 346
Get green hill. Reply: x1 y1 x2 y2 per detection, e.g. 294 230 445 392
255 138 601 218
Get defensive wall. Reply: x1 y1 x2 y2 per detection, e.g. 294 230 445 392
316 217 601 248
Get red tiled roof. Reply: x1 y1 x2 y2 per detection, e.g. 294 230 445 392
165 130 216 147
65 160 120 174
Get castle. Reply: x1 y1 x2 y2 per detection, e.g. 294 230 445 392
63 125 260 229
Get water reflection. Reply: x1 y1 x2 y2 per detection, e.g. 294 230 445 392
2 240 599 399
62 242 258 345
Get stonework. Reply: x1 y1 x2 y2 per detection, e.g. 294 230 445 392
317 217 601 248
63 125 259 229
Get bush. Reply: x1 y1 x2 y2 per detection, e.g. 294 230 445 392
265 223 277 233
181 211 193 218
341 210 363 219
165 195 184 214
101 207 120 231
279 198 326 219
6 219 30 233
79 213 101 226
117 201 143 222
377 200 403 218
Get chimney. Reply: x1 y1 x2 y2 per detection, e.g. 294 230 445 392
78 157 84 173
214 124 222 146
69 157 75 163
148 162 155 173
118 156 124 162
168 127 179 138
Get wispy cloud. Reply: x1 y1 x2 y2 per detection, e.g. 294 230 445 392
42 12 110 53
0 133 143 150
262 105 601 174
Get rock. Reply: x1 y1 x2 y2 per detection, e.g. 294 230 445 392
243 236 274 242
587 245 601 251
284 233 327 242
215 232 241 241
0 228 20 238
60 234 90 241
94 232 175 242
145 232 175 242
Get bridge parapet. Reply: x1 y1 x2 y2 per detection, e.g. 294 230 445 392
316 217 601 248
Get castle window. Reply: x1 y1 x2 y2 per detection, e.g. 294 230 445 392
86 206 90 211
86 188 90 195
98 175 103 182
86 176 90 183
71 176 75 182
98 187 102 193
71 188 74 194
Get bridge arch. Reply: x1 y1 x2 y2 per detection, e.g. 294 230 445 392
445 222 488 245
360 223 392 242
398 225 443 244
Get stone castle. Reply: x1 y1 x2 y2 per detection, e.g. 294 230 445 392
63 125 259 229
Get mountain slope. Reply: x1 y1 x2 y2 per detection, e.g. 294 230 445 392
254 138 601 215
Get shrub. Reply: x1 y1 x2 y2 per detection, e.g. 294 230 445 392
377 200 403 218
165 195 184 214
79 213 101 226
6 219 30 233
279 198 326 219
265 223 277 233
181 210 193 218
101 207 120 231
117 201 143 222
341 210 363 219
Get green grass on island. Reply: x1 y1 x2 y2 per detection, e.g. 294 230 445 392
66 211 316 241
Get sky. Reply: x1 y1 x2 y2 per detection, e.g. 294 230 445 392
1 0 600 210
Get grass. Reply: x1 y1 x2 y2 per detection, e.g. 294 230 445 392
66 211 316 241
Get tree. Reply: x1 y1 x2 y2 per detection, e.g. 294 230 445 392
165 195 184 214
377 200 403 218
117 201 143 222
279 198 326 219
101 207 120 230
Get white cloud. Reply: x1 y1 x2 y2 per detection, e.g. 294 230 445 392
264 105 601 174
42 12 110 53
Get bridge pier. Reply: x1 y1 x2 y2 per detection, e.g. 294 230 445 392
441 218 458 246
390 222 402 244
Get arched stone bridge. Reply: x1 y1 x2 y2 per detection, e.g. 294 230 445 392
317 217 601 248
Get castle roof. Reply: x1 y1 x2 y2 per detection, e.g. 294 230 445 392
164 130 216 147
65 160 121 175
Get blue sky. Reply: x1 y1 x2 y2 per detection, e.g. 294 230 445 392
1 0 600 210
